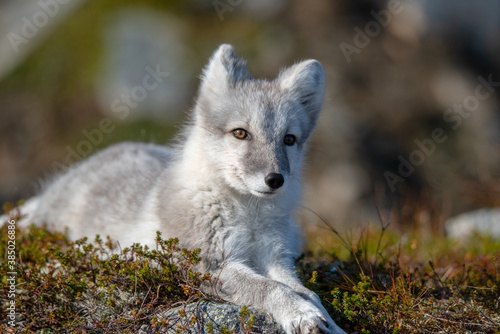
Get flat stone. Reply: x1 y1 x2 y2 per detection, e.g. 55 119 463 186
445 208 500 239
139 300 285 334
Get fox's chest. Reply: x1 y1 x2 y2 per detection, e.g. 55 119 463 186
217 212 291 266
170 190 294 271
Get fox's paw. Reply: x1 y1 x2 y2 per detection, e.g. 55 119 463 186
279 300 346 334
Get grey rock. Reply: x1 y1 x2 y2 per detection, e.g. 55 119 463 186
139 301 285 334
445 208 500 239
96 8 191 121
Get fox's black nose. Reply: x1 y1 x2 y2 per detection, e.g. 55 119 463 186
265 173 284 189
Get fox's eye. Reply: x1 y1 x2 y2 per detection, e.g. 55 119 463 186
284 134 296 146
233 128 250 140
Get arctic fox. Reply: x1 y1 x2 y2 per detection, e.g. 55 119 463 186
3 44 345 334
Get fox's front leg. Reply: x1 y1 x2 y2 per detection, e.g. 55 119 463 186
269 264 323 303
214 262 345 334
267 261 346 334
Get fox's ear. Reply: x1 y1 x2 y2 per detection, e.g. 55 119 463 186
278 60 325 123
200 44 252 96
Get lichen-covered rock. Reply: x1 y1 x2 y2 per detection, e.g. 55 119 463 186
139 301 285 334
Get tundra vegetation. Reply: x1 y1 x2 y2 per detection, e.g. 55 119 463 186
1 202 499 333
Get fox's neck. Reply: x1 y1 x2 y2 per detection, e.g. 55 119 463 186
173 127 221 189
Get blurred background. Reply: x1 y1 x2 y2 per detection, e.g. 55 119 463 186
1 0 499 239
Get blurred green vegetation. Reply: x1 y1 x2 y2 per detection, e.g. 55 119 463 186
306 223 500 263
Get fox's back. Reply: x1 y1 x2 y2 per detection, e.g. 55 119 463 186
34 142 173 242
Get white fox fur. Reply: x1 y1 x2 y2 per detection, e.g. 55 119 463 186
2 44 345 334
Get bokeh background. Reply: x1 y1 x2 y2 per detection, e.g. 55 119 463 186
1 0 499 239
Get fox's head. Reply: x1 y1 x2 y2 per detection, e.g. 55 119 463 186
192 44 325 199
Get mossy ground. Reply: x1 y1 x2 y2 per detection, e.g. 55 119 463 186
299 223 500 334
1 204 213 333
1 204 499 333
